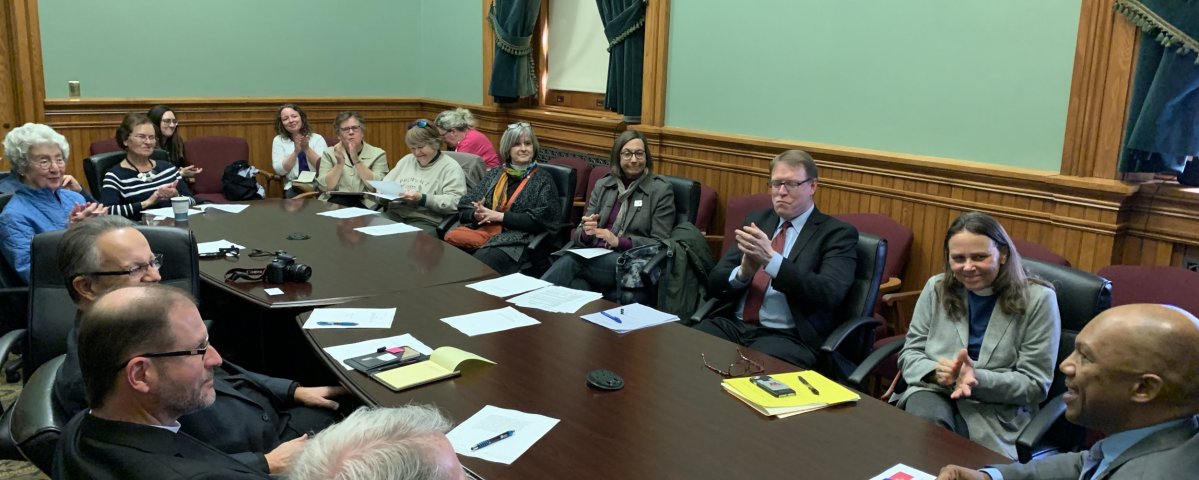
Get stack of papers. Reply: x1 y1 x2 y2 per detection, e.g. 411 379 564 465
196 239 245 256
465 273 552 298
564 248 613 259
581 303 678 333
721 370 860 418
447 405 560 465
354 222 421 236
507 286 601 313
302 308 396 329
442 306 540 336
317 207 379 219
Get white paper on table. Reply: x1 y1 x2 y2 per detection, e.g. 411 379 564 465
316 207 379 219
198 204 250 214
442 306 540 336
448 405 560 465
142 206 202 218
263 288 284 296
196 240 245 255
302 308 396 329
507 286 601 313
354 222 421 236
867 463 935 480
565 248 613 259
581 302 679 333
367 180 408 197
465 273 553 298
321 334 435 370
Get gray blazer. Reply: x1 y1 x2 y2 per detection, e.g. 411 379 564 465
571 173 675 248
991 416 1199 479
895 275 1060 459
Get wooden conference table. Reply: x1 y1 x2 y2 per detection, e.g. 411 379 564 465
303 283 1009 479
163 198 495 380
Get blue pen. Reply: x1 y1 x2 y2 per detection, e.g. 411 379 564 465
471 430 514 451
600 311 623 324
317 321 358 326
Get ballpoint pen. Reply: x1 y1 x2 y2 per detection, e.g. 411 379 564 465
317 321 358 326
797 374 820 396
471 430 515 451
600 311 623 324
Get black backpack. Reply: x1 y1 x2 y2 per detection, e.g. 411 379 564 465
221 160 264 201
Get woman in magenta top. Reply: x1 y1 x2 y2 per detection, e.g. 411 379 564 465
434 108 501 169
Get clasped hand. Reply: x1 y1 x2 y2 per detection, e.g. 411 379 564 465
934 348 978 399
736 223 774 276
67 203 108 229
334 141 362 167
472 201 502 225
580 214 617 247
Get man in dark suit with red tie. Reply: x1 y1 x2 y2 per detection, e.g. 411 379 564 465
695 149 858 368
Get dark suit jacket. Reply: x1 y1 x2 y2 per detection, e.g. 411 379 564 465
706 207 858 345
992 416 1199 479
54 325 299 473
52 413 269 480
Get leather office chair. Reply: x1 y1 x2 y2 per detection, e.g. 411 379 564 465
443 151 487 191
659 175 700 227
0 194 28 382
88 138 121 156
849 259 1111 462
0 225 200 472
185 136 251 203
437 163 576 274
691 231 886 382
695 185 718 234
1097 264 1199 315
547 157 592 224
10 355 65 474
82 149 171 200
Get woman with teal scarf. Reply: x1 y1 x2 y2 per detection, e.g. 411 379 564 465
450 122 560 274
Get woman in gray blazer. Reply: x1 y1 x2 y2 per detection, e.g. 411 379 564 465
894 211 1060 459
541 130 675 294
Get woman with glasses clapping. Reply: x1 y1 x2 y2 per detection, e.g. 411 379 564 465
147 105 199 180
446 122 560 274
100 113 195 219
378 119 466 232
317 111 388 208
1 123 108 282
541 130 675 295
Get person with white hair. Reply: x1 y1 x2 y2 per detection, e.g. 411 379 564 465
0 123 107 282
289 405 466 480
435 107 500 169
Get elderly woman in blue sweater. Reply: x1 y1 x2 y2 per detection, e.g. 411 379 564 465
0 123 107 282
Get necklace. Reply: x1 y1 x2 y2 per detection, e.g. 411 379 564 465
128 159 154 182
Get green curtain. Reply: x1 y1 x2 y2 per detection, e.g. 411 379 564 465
597 0 646 123
1114 0 1199 175
489 0 541 103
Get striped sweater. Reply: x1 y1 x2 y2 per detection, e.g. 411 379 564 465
99 159 194 218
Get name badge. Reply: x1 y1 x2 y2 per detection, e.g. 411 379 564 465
634 200 643 208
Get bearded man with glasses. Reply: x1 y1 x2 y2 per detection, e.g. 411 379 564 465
52 216 345 476
694 150 858 369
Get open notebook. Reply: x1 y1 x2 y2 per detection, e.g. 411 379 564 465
370 347 494 392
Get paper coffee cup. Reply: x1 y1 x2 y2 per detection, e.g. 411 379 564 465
171 197 190 221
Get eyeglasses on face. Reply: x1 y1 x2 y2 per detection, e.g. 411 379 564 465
161 119 179 126
767 178 815 191
701 349 766 378
619 150 646 160
339 124 363 133
129 134 158 143
31 157 67 169
506 122 531 131
80 253 163 277
114 337 209 371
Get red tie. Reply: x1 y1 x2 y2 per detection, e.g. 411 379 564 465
742 222 789 325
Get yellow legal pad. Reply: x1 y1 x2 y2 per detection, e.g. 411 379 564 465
721 370 860 418
371 347 494 392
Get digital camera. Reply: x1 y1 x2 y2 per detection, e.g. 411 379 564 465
265 253 312 284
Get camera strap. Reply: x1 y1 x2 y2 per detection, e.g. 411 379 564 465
224 267 266 282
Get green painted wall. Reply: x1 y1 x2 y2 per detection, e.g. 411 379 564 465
665 0 1082 171
39 0 482 103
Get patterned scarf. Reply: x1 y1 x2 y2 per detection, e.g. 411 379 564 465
490 162 537 212
609 171 649 237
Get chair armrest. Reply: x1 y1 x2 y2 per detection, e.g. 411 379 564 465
12 355 68 473
878 277 902 294
437 216 459 240
846 335 905 390
1016 393 1069 463
690 296 738 325
642 248 670 275
820 316 882 354
0 329 26 370
881 289 921 306
527 231 549 252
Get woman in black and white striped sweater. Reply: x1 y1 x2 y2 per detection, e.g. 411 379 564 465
100 112 195 219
